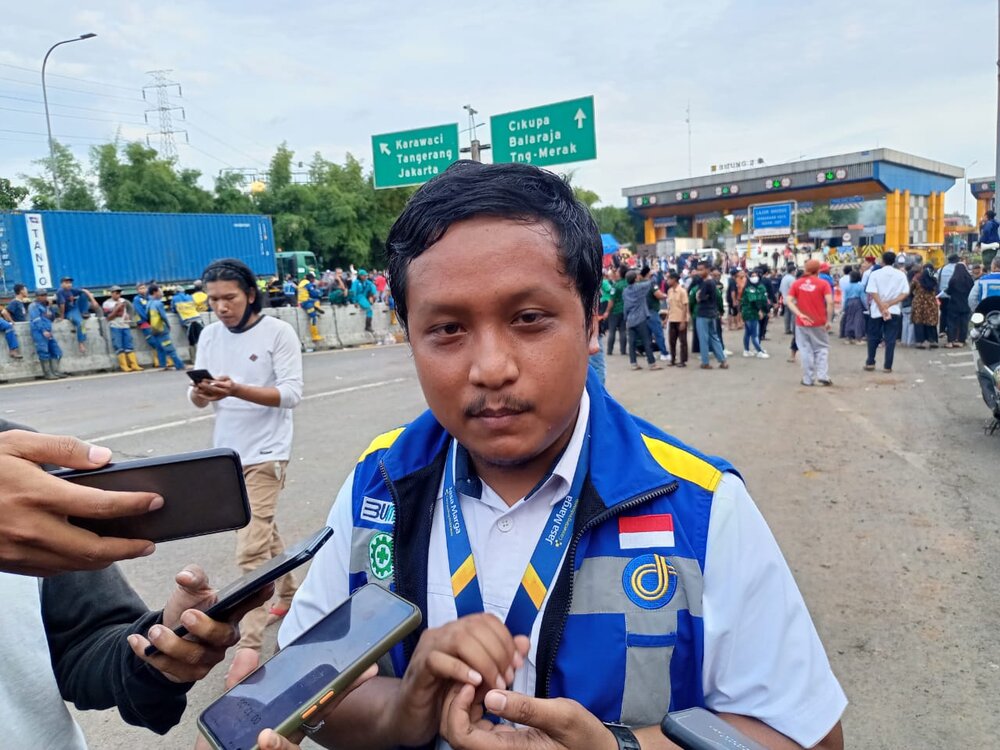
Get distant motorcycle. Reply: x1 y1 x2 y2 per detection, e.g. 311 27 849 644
969 296 1000 433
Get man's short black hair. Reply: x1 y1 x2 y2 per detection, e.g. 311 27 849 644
948 253 961 264
987 210 996 219
202 258 263 313
148 284 161 295
696 260 710 270
13 283 25 295
668 271 680 281
881 250 896 267
385 161 602 332
625 269 638 284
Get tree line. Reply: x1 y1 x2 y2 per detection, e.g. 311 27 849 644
1 141 642 269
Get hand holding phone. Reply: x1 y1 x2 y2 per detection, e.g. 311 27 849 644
145 527 333 656
187 369 215 384
56 448 251 544
0 429 161 577
127 565 275 685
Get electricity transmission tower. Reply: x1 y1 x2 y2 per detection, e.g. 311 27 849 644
142 69 188 159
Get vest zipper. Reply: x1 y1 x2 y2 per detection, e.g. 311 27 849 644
541 480 679 699
379 459 435 664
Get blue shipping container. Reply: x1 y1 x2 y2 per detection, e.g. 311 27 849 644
0 210 276 293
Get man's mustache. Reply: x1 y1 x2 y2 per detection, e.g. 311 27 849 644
464 394 535 418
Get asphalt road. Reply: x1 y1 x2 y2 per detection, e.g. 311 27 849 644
5 335 998 749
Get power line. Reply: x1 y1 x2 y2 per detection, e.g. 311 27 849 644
181 141 234 168
0 127 111 142
0 62 137 91
0 104 147 126
0 91 141 117
0 75 144 103
185 121 266 167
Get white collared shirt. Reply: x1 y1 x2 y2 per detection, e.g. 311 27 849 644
281 391 845 747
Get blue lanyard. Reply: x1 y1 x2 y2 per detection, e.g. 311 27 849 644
442 431 590 637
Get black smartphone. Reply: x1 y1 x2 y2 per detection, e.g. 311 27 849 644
661 708 768 750
198 584 422 750
54 448 251 544
188 369 215 383
145 526 334 656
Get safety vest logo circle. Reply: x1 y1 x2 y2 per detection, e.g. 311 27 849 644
622 553 677 610
369 532 394 580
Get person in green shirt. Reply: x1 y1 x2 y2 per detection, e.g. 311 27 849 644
740 271 771 358
606 267 628 355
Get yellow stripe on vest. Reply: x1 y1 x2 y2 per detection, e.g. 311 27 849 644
521 563 547 609
641 434 722 492
451 554 477 597
357 427 405 463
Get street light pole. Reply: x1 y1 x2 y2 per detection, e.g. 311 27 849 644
41 33 96 209
964 159 978 222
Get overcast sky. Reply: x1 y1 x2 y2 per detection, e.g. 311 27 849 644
1 0 996 214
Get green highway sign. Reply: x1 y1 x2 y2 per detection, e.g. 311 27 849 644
371 123 459 189
490 96 596 168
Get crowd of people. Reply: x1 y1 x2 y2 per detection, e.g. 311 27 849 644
0 264 395 377
587 242 1000 390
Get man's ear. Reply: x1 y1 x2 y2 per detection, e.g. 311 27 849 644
587 311 600 355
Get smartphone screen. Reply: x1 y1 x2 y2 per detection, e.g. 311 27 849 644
59 448 250 543
200 585 418 750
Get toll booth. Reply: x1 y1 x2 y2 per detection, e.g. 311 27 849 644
621 148 962 258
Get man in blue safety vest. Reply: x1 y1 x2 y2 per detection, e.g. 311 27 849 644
277 162 846 750
969 256 1000 309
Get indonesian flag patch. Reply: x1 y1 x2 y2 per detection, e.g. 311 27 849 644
618 514 674 550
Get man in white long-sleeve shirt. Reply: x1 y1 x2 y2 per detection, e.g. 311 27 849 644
189 258 304 652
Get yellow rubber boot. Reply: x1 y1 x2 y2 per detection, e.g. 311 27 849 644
116 353 130 372
126 352 143 371
309 323 322 342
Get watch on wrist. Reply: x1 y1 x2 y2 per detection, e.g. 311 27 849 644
604 721 640 750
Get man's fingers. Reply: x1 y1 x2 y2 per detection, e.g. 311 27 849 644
180 609 241 650
424 650 485 687
18 516 155 571
483 691 574 735
0 429 112 469
175 564 209 592
225 647 260 689
43 475 162 520
256 729 300 750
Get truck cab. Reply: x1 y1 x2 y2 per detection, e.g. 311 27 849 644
276 251 318 281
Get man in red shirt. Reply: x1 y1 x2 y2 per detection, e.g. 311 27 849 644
786 258 834 386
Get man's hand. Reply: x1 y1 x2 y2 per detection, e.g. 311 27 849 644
127 568 274 684
388 613 529 747
441 683 617 750
0 430 160 576
194 649 379 750
193 376 240 402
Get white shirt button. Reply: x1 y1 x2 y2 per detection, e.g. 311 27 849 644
497 517 514 533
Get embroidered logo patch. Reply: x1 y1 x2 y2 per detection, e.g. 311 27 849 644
368 532 394 580
622 553 677 610
249 353 258 361
360 497 396 526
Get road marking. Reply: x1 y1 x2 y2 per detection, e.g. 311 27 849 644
85 377 409 442
947 361 975 368
945 352 970 357
960 375 978 380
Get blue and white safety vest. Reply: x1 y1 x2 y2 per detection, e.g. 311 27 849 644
346 369 737 744
970 272 1000 309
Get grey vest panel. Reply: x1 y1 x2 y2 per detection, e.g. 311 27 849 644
569 554 704 725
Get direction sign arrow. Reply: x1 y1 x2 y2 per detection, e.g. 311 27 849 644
379 142 391 155
574 108 586 128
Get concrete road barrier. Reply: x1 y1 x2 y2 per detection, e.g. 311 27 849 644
0 303 403 382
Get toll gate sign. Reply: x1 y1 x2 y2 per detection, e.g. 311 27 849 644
751 202 795 237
